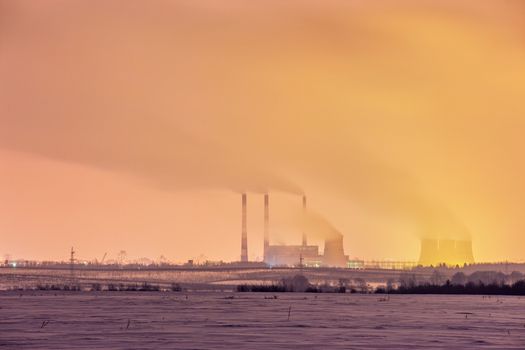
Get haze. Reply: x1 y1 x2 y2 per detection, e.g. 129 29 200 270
1 0 525 263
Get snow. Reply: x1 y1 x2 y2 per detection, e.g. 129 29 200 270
1 292 524 349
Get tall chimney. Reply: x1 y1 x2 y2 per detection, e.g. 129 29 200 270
241 193 248 262
302 195 307 246
263 193 269 260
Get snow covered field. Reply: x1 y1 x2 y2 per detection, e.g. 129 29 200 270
1 292 524 349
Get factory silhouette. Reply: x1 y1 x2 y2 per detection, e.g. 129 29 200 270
239 193 475 268
240 193 348 268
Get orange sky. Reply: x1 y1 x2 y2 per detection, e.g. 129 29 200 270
1 0 525 263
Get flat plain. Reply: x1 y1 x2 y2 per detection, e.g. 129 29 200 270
1 292 525 349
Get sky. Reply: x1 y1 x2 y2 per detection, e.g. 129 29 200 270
1 0 525 263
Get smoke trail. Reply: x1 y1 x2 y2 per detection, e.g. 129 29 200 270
299 208 342 240
293 150 471 240
267 199 342 241
0 0 487 245
0 111 305 196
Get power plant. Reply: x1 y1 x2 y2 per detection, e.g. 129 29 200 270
239 194 476 269
240 193 348 268
418 238 475 266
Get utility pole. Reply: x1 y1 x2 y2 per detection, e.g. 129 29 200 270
70 247 76 281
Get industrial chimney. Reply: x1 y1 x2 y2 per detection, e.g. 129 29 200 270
241 193 248 262
264 193 269 260
302 195 307 246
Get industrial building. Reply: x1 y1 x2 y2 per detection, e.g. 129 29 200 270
240 193 348 268
418 238 475 266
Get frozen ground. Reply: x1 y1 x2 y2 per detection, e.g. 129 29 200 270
1 292 525 349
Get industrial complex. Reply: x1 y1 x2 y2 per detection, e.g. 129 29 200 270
240 193 348 268
239 193 475 268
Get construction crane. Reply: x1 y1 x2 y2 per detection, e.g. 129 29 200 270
94 252 107 265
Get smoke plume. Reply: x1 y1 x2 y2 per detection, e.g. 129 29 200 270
3 0 525 261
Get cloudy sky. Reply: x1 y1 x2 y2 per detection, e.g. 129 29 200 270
1 0 524 263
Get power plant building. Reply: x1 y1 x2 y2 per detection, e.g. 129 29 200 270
241 193 348 268
265 244 321 267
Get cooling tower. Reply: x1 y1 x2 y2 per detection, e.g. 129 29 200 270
418 238 475 266
455 240 475 265
439 239 456 263
263 193 269 260
418 239 439 266
241 193 248 262
322 235 347 267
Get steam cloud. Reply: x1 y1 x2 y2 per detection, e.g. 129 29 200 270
3 0 515 246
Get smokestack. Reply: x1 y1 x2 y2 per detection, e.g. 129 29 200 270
302 195 307 246
241 193 248 262
264 193 269 260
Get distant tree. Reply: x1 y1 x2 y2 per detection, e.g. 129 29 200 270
386 278 395 293
354 278 368 293
430 270 445 286
451 272 467 286
158 255 168 265
510 271 524 284
338 279 349 293
398 272 417 289
468 271 507 286
117 250 127 265
512 280 525 293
